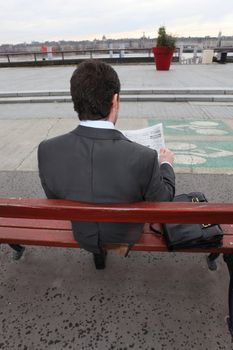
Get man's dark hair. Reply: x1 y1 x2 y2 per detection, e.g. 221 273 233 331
70 60 121 120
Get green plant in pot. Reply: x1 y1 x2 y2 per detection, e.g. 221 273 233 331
152 26 176 70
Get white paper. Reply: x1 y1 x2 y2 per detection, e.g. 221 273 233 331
121 123 165 153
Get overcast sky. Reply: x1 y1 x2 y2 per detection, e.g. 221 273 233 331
1 0 233 44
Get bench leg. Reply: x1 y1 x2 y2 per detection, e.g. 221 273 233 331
9 244 25 260
223 254 233 338
206 253 220 271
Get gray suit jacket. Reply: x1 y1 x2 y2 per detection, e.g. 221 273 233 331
38 125 175 253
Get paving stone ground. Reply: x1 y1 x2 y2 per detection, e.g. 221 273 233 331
1 63 233 91
0 116 232 174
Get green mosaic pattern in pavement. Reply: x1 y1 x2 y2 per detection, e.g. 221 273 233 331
165 141 233 168
149 119 233 136
149 119 233 172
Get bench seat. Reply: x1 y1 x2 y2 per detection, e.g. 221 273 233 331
1 217 233 253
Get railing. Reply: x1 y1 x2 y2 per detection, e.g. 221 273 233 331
0 46 232 65
180 46 233 65
213 46 233 53
180 56 202 65
0 48 180 64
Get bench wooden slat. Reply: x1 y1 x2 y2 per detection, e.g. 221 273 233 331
0 219 154 235
1 225 233 253
1 198 233 224
0 226 164 249
0 218 72 230
0 227 79 248
132 234 233 253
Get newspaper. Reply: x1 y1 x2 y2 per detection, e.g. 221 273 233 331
121 123 165 153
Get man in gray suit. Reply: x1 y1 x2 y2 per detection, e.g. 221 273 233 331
38 60 175 268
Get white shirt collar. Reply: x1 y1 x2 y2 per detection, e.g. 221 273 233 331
79 120 115 129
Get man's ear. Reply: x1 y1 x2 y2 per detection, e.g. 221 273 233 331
108 94 119 124
112 93 119 110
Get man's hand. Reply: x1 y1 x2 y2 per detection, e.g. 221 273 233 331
159 148 175 165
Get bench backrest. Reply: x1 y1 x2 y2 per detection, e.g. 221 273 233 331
0 198 233 224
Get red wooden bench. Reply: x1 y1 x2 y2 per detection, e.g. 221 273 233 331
0 198 233 336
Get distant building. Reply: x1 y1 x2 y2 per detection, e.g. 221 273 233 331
0 35 233 53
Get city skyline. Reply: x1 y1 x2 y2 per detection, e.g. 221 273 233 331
1 0 233 44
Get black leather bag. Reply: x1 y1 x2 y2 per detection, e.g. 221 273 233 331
162 192 223 251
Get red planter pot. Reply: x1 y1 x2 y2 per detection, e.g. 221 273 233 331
152 47 175 70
